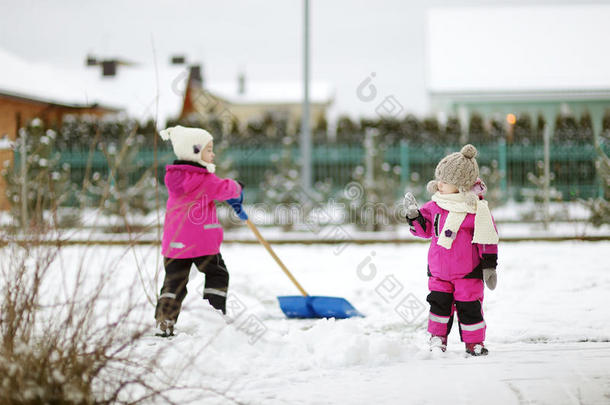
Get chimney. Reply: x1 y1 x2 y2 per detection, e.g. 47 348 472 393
101 60 117 77
238 72 246 95
86 55 97 66
189 64 203 87
171 55 187 65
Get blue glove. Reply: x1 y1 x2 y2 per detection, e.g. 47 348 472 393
226 191 248 221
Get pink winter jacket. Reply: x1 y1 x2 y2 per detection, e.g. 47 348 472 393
409 201 498 281
161 162 241 259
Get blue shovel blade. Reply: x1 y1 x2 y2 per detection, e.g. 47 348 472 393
277 296 364 319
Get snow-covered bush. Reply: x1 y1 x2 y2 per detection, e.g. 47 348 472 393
1 121 73 228
582 139 610 227
519 160 563 222
259 134 331 231
74 119 164 217
2 117 172 229
343 129 404 231
479 160 505 209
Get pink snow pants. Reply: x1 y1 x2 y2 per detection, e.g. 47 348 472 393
427 276 486 343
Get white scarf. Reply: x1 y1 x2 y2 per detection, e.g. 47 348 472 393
201 162 216 173
431 192 499 249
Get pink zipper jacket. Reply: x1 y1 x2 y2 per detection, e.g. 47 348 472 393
409 201 498 280
161 162 241 259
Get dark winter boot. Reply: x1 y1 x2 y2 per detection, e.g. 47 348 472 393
154 295 181 332
430 335 448 352
465 342 488 356
156 319 175 338
155 298 178 338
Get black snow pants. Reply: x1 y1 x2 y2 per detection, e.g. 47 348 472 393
154 253 229 324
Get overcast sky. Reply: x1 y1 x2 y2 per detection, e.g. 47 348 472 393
1 0 608 119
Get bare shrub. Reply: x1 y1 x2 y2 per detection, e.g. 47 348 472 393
0 227 183 404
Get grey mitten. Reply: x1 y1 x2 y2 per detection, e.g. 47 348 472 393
483 268 497 290
404 192 420 219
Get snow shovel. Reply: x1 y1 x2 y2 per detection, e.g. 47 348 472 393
245 219 362 319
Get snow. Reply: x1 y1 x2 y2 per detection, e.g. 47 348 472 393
0 135 14 149
77 62 188 126
3 200 608 240
0 47 91 106
0 47 188 125
426 5 610 93
259 345 609 404
0 46 333 127
492 200 594 222
40 240 610 403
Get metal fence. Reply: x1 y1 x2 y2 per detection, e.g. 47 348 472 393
36 140 604 204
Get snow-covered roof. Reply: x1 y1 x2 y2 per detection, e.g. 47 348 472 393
0 48 98 107
77 63 189 125
206 81 334 105
0 47 188 126
426 5 610 94
0 47 334 126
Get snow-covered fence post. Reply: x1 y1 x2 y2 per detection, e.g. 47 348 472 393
399 140 409 188
498 138 508 200
363 128 379 232
543 120 552 229
364 129 375 191
19 125 27 229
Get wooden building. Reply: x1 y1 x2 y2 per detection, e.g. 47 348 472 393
181 68 333 134
0 91 117 210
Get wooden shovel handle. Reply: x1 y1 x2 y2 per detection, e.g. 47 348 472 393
245 219 309 297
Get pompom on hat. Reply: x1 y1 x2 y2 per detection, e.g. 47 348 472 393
427 144 480 194
159 125 215 173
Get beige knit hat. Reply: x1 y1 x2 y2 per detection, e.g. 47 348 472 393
427 144 479 194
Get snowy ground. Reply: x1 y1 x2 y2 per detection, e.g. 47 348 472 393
4 220 608 245
3 201 609 242
42 240 610 404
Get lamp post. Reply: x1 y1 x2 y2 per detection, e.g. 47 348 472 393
300 0 312 192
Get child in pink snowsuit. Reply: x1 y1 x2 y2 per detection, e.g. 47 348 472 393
154 126 244 336
405 144 499 356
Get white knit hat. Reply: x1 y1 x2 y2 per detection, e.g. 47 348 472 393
159 125 215 173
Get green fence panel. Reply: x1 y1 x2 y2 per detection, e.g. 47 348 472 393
12 141 608 205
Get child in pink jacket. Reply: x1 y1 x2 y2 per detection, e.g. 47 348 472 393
405 144 499 356
154 126 244 337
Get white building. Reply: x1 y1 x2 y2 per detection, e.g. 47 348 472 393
426 5 610 139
